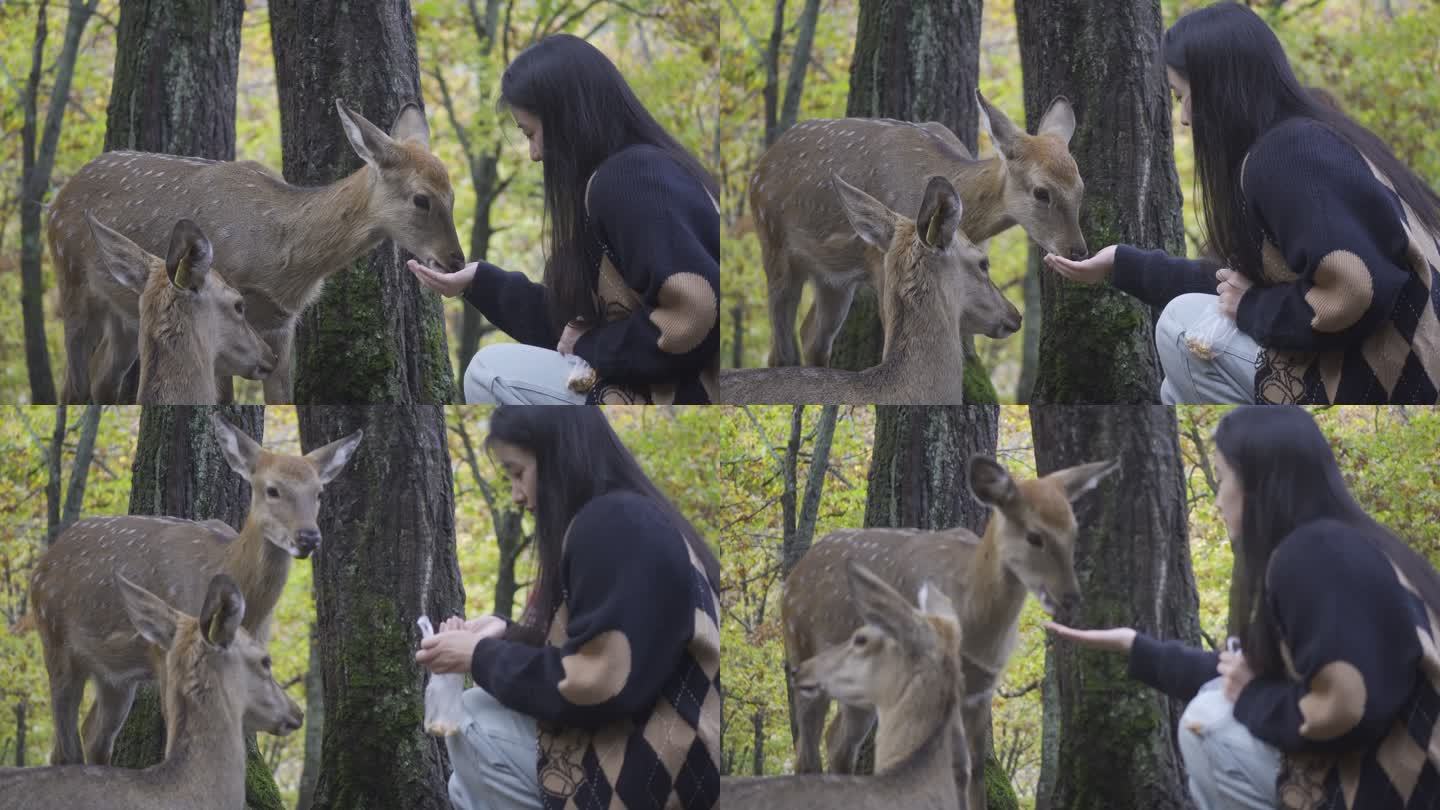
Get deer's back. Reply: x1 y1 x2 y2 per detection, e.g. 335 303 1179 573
752 119 975 265
782 527 979 661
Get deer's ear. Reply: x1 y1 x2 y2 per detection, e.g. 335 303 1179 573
199 575 246 650
846 561 925 646
165 220 213 292
1037 96 1077 145
917 582 959 625
967 455 1018 507
389 103 430 148
1051 458 1120 502
307 429 364 485
976 90 1024 161
336 99 400 169
210 413 262 481
833 174 897 251
118 575 180 650
85 212 153 297
917 176 963 250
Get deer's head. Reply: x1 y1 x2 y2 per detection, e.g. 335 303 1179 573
336 100 466 274
977 91 1088 262
211 415 364 559
967 455 1119 622
835 174 1021 340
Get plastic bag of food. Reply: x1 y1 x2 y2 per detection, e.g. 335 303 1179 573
565 354 598 393
417 616 466 737
1184 302 1238 362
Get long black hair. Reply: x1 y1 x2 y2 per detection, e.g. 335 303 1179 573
499 34 719 331
485 406 720 645
1163 2 1440 281
1213 406 1440 679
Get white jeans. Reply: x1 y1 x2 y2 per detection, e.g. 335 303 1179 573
463 344 588 405
446 687 544 810
1155 293 1262 405
1178 679 1282 810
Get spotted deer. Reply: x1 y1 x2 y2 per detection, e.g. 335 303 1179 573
782 455 1118 810
50 99 466 404
82 214 276 404
722 562 967 810
753 90 1086 368
0 575 303 810
720 174 1020 404
28 414 362 766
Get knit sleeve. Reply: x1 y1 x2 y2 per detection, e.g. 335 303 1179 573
461 261 561 349
1127 632 1221 703
571 147 720 382
1232 520 1420 752
1234 120 1413 351
468 491 696 729
1111 245 1222 311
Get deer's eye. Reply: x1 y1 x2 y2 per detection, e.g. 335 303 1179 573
1026 532 1045 549
413 194 431 211
979 258 991 274
852 633 869 649
1033 188 1051 205
234 300 245 316
261 656 272 670
266 485 280 499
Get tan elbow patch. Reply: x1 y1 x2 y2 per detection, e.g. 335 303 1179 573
558 630 632 706
1305 250 1373 333
1298 660 1367 741
651 272 717 354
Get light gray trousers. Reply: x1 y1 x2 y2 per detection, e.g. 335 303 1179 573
1178 679 1282 810
1156 293 1262 405
463 344 588 405
446 687 544 810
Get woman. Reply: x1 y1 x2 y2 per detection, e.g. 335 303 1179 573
415 406 721 810
1044 2 1440 405
408 35 720 405
1048 406 1440 809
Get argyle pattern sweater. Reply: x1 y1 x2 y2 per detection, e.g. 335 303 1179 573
1130 519 1440 809
462 145 720 404
469 492 721 810
1112 118 1440 404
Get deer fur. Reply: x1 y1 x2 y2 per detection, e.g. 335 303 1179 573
83 214 276 404
782 455 1118 810
721 174 1020 404
722 562 967 810
29 414 361 767
50 99 466 404
753 90 1086 368
0 575 302 810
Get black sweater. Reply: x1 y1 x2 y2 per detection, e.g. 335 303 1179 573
1112 118 1440 404
469 491 721 810
463 145 720 404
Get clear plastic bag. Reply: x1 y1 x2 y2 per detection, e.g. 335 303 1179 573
1185 300 1239 362
565 354 598 393
417 616 466 737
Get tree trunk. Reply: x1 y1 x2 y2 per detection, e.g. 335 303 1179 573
458 147 502 386
45 404 66 543
13 700 25 767
1030 405 1199 810
104 0 244 157
858 404 1018 808
20 0 99 404
61 404 102 529
829 0 996 403
297 405 464 810
1016 0 1184 403
297 622 325 810
271 0 455 404
1018 246 1044 401
112 406 282 810
493 507 528 621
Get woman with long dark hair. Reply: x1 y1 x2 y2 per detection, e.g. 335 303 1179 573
409 34 721 405
1047 406 1440 809
1044 1 1440 405
415 406 721 810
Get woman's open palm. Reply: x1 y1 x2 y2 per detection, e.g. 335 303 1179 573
1044 245 1117 285
1044 621 1137 653
408 259 477 298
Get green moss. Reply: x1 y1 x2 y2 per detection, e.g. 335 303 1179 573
984 753 1021 810
963 352 999 404
244 734 286 810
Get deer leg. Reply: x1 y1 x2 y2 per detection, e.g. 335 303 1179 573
826 703 876 774
961 697 990 810
766 251 805 368
801 280 858 368
81 678 138 765
262 330 294 404
793 688 830 773
44 652 87 765
89 317 138 404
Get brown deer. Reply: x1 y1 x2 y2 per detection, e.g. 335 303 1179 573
783 455 1118 810
720 174 1019 404
83 214 276 404
50 99 466 404
722 562 967 810
753 90 1085 368
0 575 303 810
29 413 361 766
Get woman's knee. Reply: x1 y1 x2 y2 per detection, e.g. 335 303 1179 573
463 345 517 404
1157 293 1219 347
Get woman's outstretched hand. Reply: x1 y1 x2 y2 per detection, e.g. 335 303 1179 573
416 616 507 674
1043 621 1137 653
407 259 478 298
1044 245 1117 285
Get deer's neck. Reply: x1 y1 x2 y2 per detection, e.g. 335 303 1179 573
952 156 1014 243
227 518 292 637
138 292 218 404
963 514 1029 652
271 167 382 305
156 669 246 803
876 288 967 400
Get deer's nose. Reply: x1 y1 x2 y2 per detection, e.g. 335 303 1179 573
1061 592 1083 615
296 529 321 556
448 252 465 273
1068 247 1089 261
